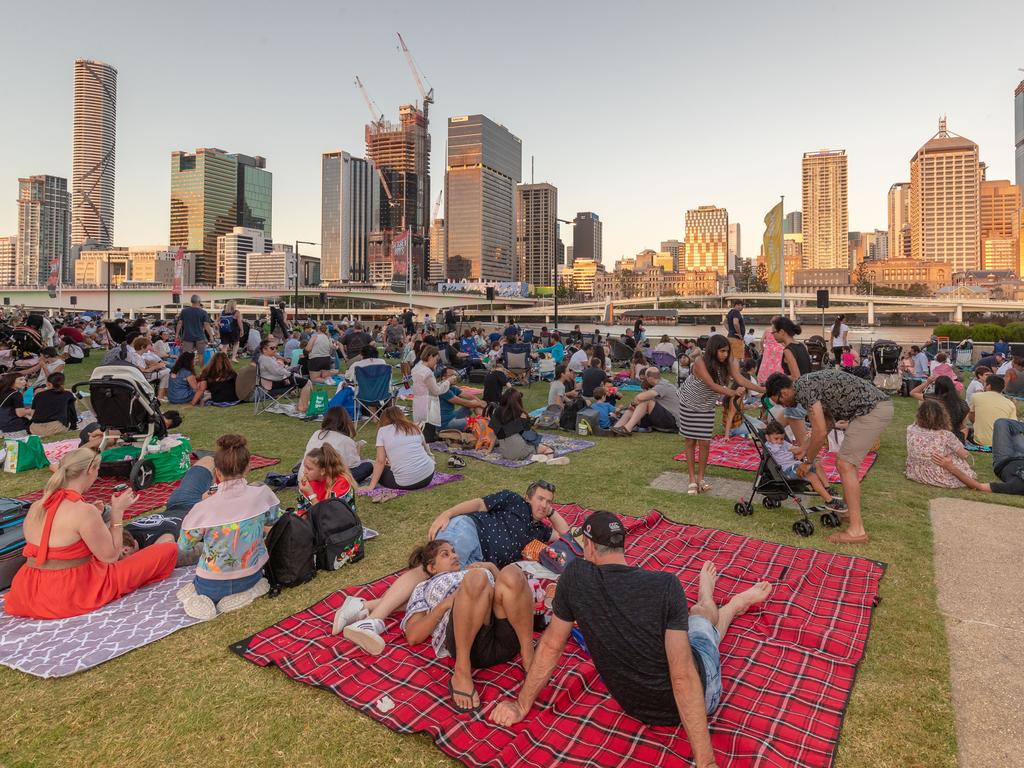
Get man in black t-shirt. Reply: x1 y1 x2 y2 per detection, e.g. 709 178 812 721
490 511 772 768
935 417 1024 495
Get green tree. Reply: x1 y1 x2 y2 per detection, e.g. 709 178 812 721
852 264 873 295
906 283 930 297
738 260 755 291
753 264 769 292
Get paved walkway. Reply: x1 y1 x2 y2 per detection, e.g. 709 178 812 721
931 498 1024 767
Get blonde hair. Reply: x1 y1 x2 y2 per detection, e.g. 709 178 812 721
30 447 100 520
225 299 236 313
306 442 356 492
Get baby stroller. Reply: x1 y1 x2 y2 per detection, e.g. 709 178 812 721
733 412 843 537
870 341 902 376
9 325 43 360
805 335 828 370
72 366 168 490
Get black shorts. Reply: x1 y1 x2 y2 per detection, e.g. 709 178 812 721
639 402 677 431
308 356 332 372
220 331 239 344
444 608 520 669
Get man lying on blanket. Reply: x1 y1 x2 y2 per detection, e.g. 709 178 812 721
490 511 772 768
934 417 1024 495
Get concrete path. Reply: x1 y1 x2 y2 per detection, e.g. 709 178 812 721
931 498 1024 767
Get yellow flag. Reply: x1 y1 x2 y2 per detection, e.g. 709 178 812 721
763 201 783 292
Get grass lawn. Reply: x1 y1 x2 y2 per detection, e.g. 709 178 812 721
2 355 1009 768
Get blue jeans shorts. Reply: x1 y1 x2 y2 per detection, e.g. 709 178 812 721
435 515 483 566
165 465 213 516
782 462 815 481
194 570 264 602
688 615 724 714
783 403 808 421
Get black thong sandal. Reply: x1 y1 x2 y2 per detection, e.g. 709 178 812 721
448 678 480 713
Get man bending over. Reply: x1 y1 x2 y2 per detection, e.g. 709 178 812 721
490 511 771 768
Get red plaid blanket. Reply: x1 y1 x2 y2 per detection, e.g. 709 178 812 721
18 455 279 520
232 505 885 768
673 436 876 483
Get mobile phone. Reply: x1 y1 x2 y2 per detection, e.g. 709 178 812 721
113 483 129 493
207 484 220 494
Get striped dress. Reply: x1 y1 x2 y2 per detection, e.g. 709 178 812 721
678 371 720 440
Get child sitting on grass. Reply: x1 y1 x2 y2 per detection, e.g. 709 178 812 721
590 386 618 430
763 422 846 512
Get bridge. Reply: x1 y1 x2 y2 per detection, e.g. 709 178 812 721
1 285 537 317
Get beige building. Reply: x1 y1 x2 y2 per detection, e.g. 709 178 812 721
635 249 657 270
593 267 720 301
860 258 951 292
565 258 601 295
979 179 1021 272
0 236 16 285
801 150 848 270
887 182 911 261
683 205 729 274
74 246 195 286
793 268 851 288
654 251 674 271
909 119 982 272
216 226 268 286
428 218 446 284
515 183 558 287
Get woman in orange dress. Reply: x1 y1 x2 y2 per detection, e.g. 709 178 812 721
4 447 178 620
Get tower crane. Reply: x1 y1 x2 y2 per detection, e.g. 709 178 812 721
431 190 443 223
397 33 434 121
354 76 385 129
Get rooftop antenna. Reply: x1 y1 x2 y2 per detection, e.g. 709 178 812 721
531 155 535 184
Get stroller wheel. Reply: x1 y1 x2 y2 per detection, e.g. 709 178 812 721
130 459 156 491
762 497 779 509
792 519 814 537
820 511 842 529
734 501 753 517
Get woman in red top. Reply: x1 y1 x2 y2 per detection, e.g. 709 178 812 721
4 447 178 620
297 443 356 510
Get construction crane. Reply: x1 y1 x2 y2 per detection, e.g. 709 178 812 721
354 75 385 129
431 190 443 223
397 33 434 121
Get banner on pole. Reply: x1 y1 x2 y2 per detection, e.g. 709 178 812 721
763 201 784 292
172 247 184 302
391 230 411 293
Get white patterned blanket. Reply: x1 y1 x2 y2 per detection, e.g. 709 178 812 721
0 567 200 678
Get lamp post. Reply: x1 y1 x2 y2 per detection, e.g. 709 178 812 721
106 252 111 319
294 240 318 322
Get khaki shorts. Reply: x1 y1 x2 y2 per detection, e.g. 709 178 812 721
728 336 745 360
30 420 69 437
838 400 893 466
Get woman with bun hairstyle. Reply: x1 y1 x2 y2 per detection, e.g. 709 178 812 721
176 434 282 620
4 447 178 619
772 316 811 380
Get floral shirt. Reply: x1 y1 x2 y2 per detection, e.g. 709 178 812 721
905 424 974 489
794 369 889 422
400 569 495 658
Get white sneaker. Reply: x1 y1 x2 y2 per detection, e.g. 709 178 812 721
529 454 551 463
332 595 368 635
343 618 386 655
216 578 270 613
176 582 198 601
181 593 217 621
546 456 570 466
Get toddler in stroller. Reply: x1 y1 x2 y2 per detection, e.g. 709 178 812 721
763 423 846 513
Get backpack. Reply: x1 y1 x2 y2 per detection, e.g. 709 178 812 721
576 407 601 436
559 397 588 431
539 532 584 575
534 404 562 429
218 312 237 335
467 415 496 452
307 494 365 571
264 511 316 595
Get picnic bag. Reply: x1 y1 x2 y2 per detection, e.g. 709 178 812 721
307 495 365 571
559 397 587 431
539 532 584 575
3 436 49 474
0 497 29 591
264 511 316 595
576 407 601 436
306 387 330 418
534 404 562 429
467 415 496 452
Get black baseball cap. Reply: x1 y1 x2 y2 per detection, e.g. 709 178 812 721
580 511 625 548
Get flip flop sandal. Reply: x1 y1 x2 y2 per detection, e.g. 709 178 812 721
376 489 401 503
447 456 467 469
448 679 481 714
827 531 870 545
699 482 713 493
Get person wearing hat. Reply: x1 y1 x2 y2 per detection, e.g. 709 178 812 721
490 510 772 768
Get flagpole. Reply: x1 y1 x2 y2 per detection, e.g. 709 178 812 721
779 195 785 313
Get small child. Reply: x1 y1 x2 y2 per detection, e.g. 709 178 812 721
590 386 618 430
297 443 356 512
763 422 846 512
841 346 857 368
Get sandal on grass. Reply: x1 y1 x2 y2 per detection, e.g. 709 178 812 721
699 481 712 493
687 483 698 496
827 530 869 545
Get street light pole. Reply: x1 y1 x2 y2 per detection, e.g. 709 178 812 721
294 240 318 323
106 252 111 318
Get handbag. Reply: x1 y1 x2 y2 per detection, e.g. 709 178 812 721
3 435 50 473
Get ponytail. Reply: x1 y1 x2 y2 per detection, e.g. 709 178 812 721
31 447 99 521
307 442 355 493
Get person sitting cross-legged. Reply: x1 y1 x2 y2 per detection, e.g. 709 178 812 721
336 540 540 713
611 367 678 436
489 511 772 768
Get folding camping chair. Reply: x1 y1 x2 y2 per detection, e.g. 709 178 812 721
502 343 533 387
353 362 395 433
253 354 299 415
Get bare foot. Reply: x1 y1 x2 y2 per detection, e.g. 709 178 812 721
697 561 719 606
450 669 479 711
726 581 772 617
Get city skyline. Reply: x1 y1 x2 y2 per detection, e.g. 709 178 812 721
1 0 1023 266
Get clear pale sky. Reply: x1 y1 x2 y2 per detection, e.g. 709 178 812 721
2 0 1022 265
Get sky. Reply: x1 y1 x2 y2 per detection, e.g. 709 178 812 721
2 0 1023 266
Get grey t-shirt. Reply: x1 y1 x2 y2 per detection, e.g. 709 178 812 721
178 306 211 342
548 379 567 406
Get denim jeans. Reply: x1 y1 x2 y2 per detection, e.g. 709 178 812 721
435 515 483 566
991 418 1024 476
194 570 264 601
687 615 724 714
164 465 213 516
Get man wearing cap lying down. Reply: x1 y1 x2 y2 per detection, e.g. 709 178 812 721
490 510 772 768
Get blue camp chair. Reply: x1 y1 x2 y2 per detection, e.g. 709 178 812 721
502 342 533 386
353 363 395 433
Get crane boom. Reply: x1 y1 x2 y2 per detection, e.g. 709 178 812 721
431 190 443 222
354 75 385 126
397 33 434 106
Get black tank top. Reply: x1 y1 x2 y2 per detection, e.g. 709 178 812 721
784 342 811 377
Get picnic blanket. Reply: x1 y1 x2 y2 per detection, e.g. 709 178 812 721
965 442 992 453
18 455 279 520
0 567 201 678
357 472 464 501
232 505 885 768
673 436 877 483
42 438 81 464
430 434 595 468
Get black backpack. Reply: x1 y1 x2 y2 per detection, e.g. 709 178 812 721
307 495 365 571
264 511 316 596
559 396 588 431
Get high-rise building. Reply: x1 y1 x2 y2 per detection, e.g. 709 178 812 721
445 115 522 281
16 175 70 285
783 211 802 235
321 151 379 282
909 119 981 272
683 205 729 274
979 179 1021 272
654 251 674 271
887 183 911 263
516 183 558 286
169 148 272 284
572 212 603 266
217 226 270 286
565 258 601 296
660 239 682 272
1015 80 1024 189
801 150 849 270
72 59 117 251
247 245 319 287
0 236 16 285
727 223 741 271
870 229 889 261
428 218 446 284
565 245 574 265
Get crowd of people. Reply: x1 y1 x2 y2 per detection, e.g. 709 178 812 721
3 295 1020 762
